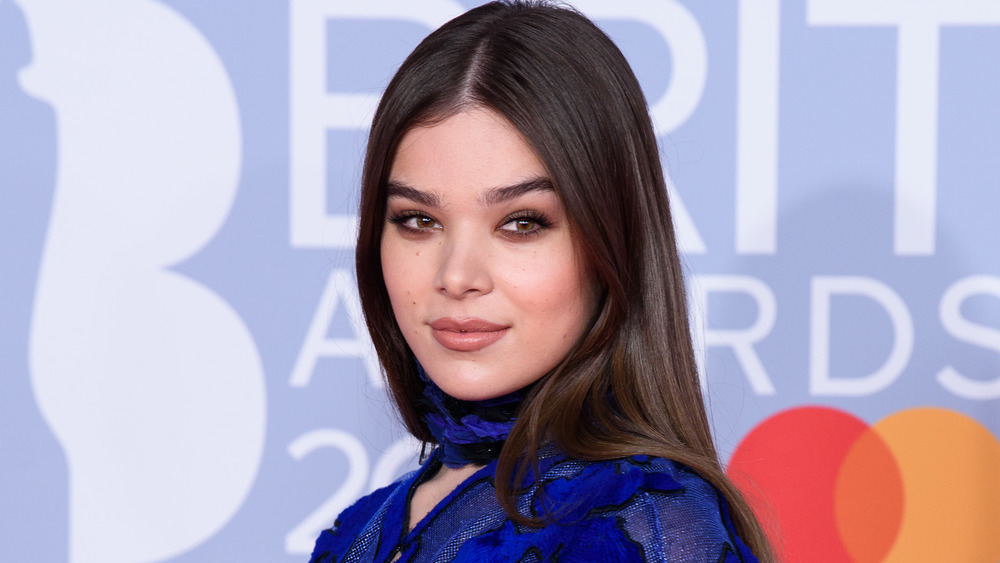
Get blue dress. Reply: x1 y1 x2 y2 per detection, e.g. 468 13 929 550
309 449 758 562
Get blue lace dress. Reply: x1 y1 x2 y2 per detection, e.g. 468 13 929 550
309 449 758 562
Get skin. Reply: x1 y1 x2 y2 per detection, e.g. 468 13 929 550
382 107 596 402
381 107 597 527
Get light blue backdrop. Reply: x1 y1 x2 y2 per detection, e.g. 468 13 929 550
2 1 998 561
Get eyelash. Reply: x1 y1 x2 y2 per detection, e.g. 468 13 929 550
387 211 440 232
498 210 552 237
386 210 553 238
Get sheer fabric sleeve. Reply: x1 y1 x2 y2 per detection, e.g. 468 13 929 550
618 458 759 562
454 456 758 563
308 483 396 563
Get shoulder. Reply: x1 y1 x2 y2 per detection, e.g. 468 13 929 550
456 456 757 563
308 475 409 563
549 456 758 562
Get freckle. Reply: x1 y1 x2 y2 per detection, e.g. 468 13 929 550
412 301 416 305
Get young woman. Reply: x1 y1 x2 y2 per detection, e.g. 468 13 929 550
310 1 773 561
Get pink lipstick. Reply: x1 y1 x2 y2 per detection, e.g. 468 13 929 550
430 318 509 352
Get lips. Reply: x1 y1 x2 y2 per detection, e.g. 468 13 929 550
430 317 509 352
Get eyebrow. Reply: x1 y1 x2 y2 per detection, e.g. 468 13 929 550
385 181 439 207
385 177 555 208
480 177 555 206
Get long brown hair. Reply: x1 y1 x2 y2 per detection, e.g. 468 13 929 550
355 1 773 559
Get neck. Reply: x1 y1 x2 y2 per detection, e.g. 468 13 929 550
415 363 527 468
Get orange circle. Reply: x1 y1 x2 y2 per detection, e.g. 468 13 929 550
872 408 1000 562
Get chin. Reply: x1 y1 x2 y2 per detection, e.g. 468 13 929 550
422 361 528 402
433 377 509 402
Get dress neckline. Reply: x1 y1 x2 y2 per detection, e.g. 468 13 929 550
379 450 497 561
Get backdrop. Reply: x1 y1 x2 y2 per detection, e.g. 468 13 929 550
2 1 998 561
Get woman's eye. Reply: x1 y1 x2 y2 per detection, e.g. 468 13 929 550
404 216 439 229
501 218 539 234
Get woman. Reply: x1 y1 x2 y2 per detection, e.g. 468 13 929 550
310 1 773 561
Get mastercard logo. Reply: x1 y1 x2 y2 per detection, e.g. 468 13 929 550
727 406 1000 562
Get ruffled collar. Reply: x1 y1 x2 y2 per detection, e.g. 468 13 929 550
414 363 527 468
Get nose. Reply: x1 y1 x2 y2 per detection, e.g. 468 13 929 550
434 236 493 298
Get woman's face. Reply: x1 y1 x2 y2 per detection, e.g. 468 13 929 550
381 108 596 401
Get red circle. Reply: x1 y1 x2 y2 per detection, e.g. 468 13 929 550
727 406 902 562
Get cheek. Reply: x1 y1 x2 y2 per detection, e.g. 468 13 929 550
507 250 591 316
381 241 421 324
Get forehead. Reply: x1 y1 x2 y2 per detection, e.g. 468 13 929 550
389 108 547 193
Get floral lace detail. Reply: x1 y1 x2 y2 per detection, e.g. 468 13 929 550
309 453 759 563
